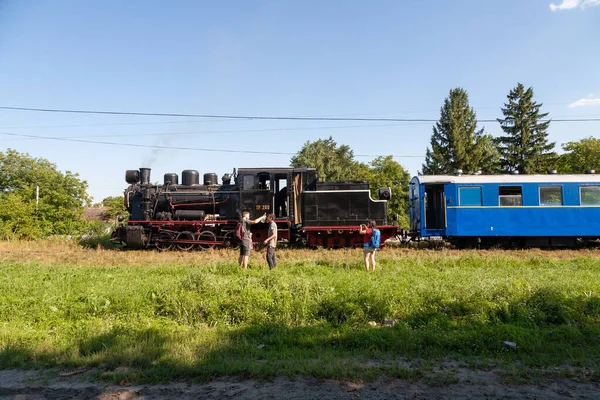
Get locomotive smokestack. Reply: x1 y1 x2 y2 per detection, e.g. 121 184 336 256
139 168 151 185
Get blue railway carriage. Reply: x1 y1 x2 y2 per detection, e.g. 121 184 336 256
409 174 600 248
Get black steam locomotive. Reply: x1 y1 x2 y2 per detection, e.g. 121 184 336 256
111 166 397 250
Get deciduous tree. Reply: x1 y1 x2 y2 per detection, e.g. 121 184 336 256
368 156 411 228
290 136 368 182
0 149 90 239
557 137 600 174
102 196 129 220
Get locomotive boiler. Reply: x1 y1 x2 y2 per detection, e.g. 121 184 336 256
112 166 398 250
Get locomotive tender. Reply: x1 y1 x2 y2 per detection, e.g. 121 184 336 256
409 173 600 247
112 166 397 250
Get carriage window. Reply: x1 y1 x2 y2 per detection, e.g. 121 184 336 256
499 186 522 206
242 175 255 191
459 187 482 206
539 187 562 206
581 186 600 205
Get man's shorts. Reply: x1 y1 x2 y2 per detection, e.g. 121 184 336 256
363 246 377 254
240 242 251 256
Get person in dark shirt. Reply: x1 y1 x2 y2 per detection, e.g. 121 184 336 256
238 211 266 269
275 186 288 217
263 213 278 269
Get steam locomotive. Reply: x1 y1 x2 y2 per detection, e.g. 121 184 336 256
111 166 398 250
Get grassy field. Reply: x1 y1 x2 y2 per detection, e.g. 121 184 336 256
1 240 600 383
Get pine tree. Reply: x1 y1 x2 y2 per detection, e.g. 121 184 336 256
477 133 501 173
497 83 556 174
421 88 497 175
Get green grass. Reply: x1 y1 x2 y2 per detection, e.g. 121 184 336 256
1 243 600 383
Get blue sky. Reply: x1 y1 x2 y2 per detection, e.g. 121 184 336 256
0 0 599 202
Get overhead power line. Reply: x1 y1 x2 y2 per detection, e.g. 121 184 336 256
0 105 443 121
3 122 432 141
1 106 599 123
0 105 592 130
0 131 424 158
0 118 238 130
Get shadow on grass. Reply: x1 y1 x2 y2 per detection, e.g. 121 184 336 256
162 287 600 381
1 288 600 383
0 327 172 371
77 327 171 370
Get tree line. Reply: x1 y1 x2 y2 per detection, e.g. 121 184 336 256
0 149 90 239
1 81 598 239
421 83 599 175
289 82 600 227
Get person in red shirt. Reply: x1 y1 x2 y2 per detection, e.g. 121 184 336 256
359 220 378 272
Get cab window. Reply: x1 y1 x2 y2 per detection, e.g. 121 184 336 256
242 175 254 191
257 173 271 190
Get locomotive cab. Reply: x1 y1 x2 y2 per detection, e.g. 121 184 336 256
236 167 316 226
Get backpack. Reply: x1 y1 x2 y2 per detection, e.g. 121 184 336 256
235 222 243 241
369 229 381 249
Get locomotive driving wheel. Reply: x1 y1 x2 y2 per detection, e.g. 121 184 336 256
222 232 240 250
155 231 174 251
175 231 196 251
197 230 217 251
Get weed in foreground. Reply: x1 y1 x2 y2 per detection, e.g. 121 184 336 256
1 242 600 382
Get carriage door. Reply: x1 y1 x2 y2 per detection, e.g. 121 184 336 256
424 184 446 233
409 182 420 232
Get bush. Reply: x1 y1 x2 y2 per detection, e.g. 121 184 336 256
78 221 118 249
0 149 90 239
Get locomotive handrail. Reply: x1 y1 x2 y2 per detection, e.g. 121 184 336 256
171 196 230 208
127 218 242 225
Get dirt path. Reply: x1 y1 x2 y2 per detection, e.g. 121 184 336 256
1 369 599 399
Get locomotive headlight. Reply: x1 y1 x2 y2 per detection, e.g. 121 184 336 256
117 215 125 222
378 187 392 200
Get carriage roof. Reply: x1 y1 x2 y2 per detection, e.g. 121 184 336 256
412 174 600 185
